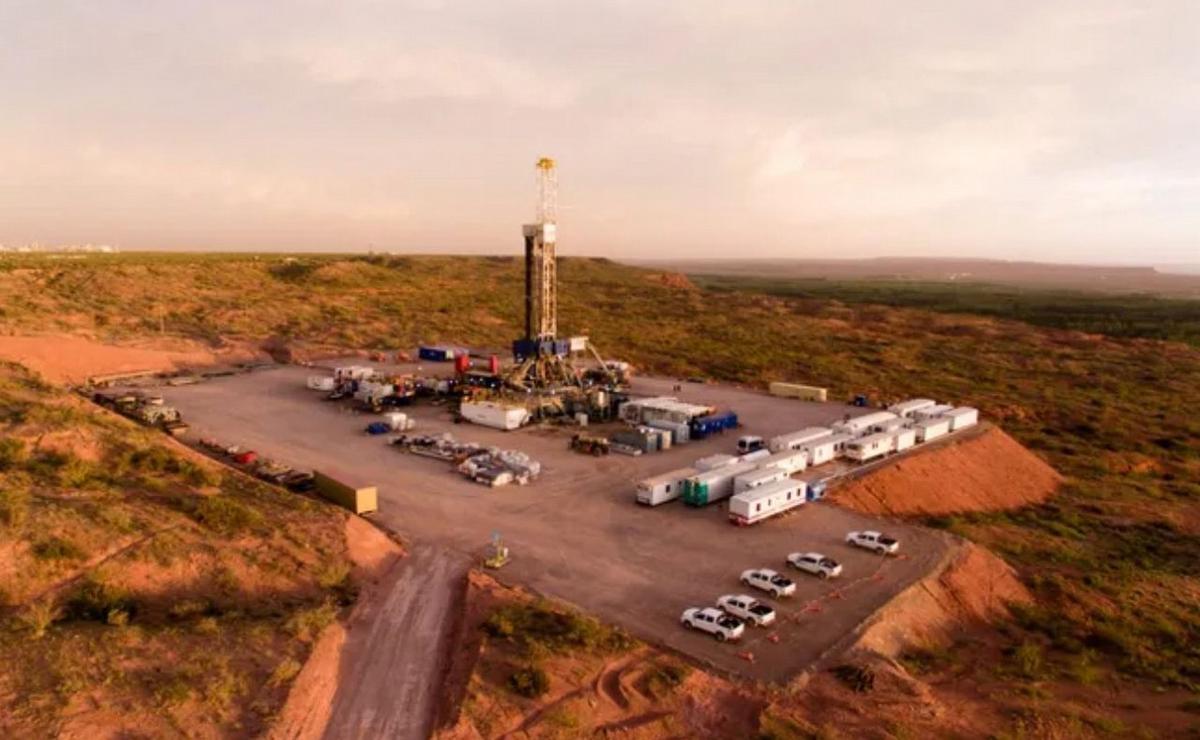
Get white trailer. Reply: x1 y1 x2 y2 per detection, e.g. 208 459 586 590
833 411 899 437
943 407 979 431
757 449 808 476
682 461 760 506
740 448 771 464
729 479 807 525
913 404 955 421
870 417 909 434
645 419 690 444
767 427 832 453
845 432 895 462
636 466 697 506
734 466 788 494
914 417 952 442
892 428 916 452
800 432 853 466
460 401 530 431
694 453 738 472
888 398 937 418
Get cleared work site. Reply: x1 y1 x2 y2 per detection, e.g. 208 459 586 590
160 367 953 682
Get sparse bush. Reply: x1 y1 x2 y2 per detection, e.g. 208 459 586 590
32 535 85 561
169 599 211 620
19 598 61 639
283 601 338 642
64 574 136 623
483 601 634 657
506 664 550 698
1013 641 1045 680
0 487 30 527
187 494 262 534
268 658 302 687
831 663 875 693
0 438 28 470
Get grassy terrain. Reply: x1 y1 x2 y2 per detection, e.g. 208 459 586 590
1 252 1199 716
0 360 355 736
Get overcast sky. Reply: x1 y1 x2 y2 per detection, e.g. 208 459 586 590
1 1 1197 263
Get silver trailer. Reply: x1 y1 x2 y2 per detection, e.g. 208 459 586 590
636 466 698 506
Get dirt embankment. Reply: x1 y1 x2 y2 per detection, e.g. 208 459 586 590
831 425 1062 517
851 542 1031 658
0 334 268 384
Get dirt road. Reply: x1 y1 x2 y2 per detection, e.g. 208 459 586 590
322 544 469 740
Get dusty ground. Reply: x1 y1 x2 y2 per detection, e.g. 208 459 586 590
830 425 1063 517
158 365 963 683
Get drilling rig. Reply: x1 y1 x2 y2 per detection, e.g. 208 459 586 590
501 158 624 413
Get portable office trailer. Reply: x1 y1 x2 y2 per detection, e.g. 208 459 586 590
767 427 832 453
943 407 979 431
844 432 895 462
832 411 900 437
682 461 759 506
891 428 916 452
870 417 909 434
728 479 807 525
741 449 771 464
888 398 937 418
645 419 690 444
636 466 697 506
694 453 737 472
768 382 828 402
314 470 378 515
757 448 808 476
913 404 955 421
734 466 788 494
914 417 952 443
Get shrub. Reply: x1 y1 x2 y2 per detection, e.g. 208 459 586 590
0 438 28 470
32 535 85 561
19 599 61 639
268 658 302 688
1013 641 1045 680
643 661 691 697
507 665 550 698
0 487 30 527
64 574 137 623
283 601 338 642
831 663 875 693
483 601 633 657
188 494 263 534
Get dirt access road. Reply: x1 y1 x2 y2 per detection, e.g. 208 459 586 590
322 544 469 740
162 366 953 683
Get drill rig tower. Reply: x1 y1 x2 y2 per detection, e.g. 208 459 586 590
523 157 558 344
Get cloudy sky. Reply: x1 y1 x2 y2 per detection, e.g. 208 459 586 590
1 1 1197 263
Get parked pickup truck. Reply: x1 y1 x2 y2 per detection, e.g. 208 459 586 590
716 594 776 627
680 607 744 642
846 531 900 555
739 568 796 598
787 552 843 579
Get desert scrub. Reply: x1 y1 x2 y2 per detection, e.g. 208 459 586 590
283 601 338 642
0 486 30 527
483 601 634 658
31 535 85 561
64 574 137 623
506 664 550 698
267 657 302 687
0 437 29 470
186 494 263 534
19 599 61 639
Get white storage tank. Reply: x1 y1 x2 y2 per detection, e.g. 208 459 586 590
694 453 738 472
943 407 979 431
892 428 916 452
844 432 895 462
767 427 832 453
914 417 952 442
888 399 937 418
460 401 530 431
636 466 697 506
733 466 788 494
728 479 807 525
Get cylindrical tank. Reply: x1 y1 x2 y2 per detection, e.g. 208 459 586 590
489 355 500 374
455 354 470 374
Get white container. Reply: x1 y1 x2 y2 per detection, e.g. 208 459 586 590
694 453 737 472
943 407 979 431
913 404 955 421
768 382 828 402
636 466 697 506
892 428 916 452
832 411 900 437
756 449 808 476
460 401 529 431
888 399 937 418
734 466 788 494
307 376 335 391
383 412 413 431
645 419 690 444
685 461 760 505
871 417 909 434
740 449 771 464
845 431 895 462
568 335 588 352
729 479 806 525
767 427 832 453
914 417 952 443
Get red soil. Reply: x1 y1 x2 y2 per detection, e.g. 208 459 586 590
832 426 1062 517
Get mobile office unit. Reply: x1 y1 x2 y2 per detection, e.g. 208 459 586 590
734 466 789 494
844 432 895 462
694 453 737 472
891 428 917 452
756 449 808 476
636 466 697 506
767 427 832 453
943 407 979 431
682 461 759 506
913 404 955 421
833 411 900 437
914 417 952 442
729 479 807 525
740 449 771 464
314 470 378 514
888 399 937 418
800 432 853 466
870 417 909 434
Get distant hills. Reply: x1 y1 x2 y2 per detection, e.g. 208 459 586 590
627 257 1200 297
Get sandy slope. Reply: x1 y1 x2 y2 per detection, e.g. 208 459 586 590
0 334 264 384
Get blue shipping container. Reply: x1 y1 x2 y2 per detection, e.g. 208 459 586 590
689 411 738 439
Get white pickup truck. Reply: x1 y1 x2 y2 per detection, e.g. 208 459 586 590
846 531 899 555
716 594 776 627
739 568 797 598
680 607 745 642
787 552 843 579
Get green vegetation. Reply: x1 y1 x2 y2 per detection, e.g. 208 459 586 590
506 664 550 698
483 600 634 659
